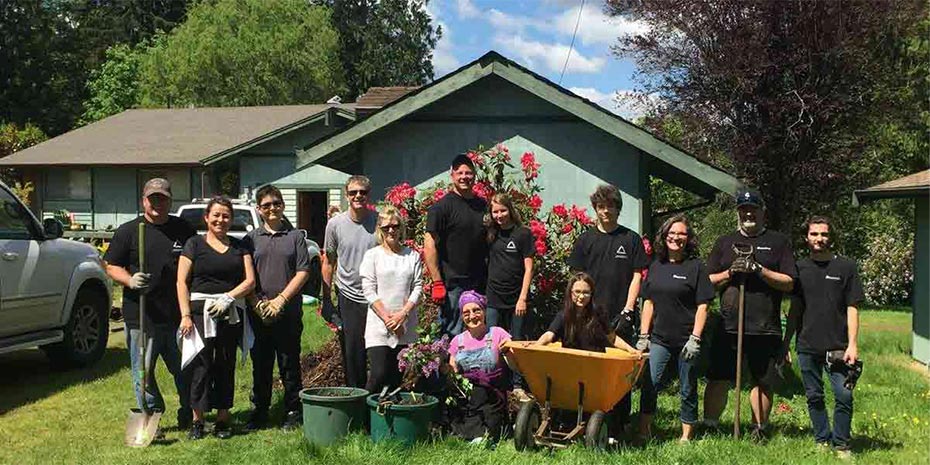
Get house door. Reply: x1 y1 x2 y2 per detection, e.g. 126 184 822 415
297 191 328 245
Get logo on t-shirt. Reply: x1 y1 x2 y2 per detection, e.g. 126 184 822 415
615 245 627 258
825 275 841 281
673 274 688 280
756 246 772 251
506 240 517 252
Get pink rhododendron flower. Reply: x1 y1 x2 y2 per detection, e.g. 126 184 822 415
552 204 568 218
570 205 592 225
538 276 556 294
562 222 574 234
529 220 547 240
385 182 416 206
642 237 653 256
528 194 543 212
466 151 484 166
473 181 491 200
433 189 448 202
534 238 548 256
521 152 540 180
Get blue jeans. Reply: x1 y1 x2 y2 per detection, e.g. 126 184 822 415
126 323 190 413
439 286 466 338
487 306 528 387
798 352 853 450
639 342 699 424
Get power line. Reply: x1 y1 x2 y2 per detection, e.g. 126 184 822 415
559 0 585 85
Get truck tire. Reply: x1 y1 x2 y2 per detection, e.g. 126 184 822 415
43 287 110 368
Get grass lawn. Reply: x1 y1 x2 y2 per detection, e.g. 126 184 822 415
0 308 926 465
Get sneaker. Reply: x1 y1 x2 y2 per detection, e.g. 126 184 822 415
188 421 205 440
835 449 853 460
214 421 233 439
244 410 268 432
177 409 193 430
282 410 302 430
816 442 831 452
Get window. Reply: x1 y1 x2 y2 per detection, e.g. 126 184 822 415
45 169 92 200
178 206 254 232
138 169 191 202
0 189 35 240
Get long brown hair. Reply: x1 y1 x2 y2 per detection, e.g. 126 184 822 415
653 214 699 261
486 192 523 243
562 272 610 351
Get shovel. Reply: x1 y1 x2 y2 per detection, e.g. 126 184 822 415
731 242 754 439
125 222 162 447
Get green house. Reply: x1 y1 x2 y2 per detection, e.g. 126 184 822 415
0 51 741 241
855 170 930 365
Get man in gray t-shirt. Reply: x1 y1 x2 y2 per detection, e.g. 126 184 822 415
322 176 377 388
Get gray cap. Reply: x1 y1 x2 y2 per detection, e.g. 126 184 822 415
142 178 172 199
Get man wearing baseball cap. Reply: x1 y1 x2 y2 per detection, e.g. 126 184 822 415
104 178 198 430
701 188 796 440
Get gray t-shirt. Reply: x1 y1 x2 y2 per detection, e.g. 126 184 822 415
323 211 377 303
243 225 311 311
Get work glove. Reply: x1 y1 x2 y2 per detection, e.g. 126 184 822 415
128 272 152 291
207 293 235 319
635 333 651 352
730 256 762 275
680 334 701 362
431 280 447 304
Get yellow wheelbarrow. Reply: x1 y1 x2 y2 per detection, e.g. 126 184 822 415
503 342 646 450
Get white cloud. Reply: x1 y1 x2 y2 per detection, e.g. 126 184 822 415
495 35 606 74
487 8 538 31
568 87 660 120
426 1 460 77
455 0 480 18
554 6 650 46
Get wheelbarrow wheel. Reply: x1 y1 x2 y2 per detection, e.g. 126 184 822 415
585 410 609 450
514 401 540 451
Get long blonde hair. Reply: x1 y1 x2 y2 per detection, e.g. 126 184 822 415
374 205 406 245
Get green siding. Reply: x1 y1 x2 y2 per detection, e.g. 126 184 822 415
240 155 296 190
93 167 138 229
914 196 929 365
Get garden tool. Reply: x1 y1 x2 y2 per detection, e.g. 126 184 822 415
125 222 162 447
731 242 754 439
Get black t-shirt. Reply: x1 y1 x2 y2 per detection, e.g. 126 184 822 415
486 226 534 309
546 309 611 352
792 256 864 354
104 216 196 329
425 192 488 288
707 229 797 336
642 258 715 347
181 235 248 296
568 226 649 318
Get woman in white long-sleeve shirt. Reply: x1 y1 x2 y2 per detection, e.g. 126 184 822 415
360 206 423 394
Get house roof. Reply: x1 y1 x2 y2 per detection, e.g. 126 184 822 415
355 86 419 110
854 169 930 205
0 104 355 167
296 51 742 198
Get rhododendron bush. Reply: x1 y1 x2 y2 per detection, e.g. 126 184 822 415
381 142 593 330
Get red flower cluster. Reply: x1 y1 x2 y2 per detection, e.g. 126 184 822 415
776 402 792 414
529 219 547 240
473 181 492 200
521 152 540 180
385 182 416 206
466 150 484 166
528 194 543 212
561 222 574 234
433 189 448 202
551 204 568 218
642 237 653 256
569 205 592 225
538 276 556 294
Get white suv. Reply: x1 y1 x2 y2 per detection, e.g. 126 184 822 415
0 181 112 367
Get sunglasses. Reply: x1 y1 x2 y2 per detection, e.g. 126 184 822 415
259 200 284 210
380 224 400 232
347 189 369 197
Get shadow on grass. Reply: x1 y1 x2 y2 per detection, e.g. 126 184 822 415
0 345 128 415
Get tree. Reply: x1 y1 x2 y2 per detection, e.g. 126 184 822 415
80 43 146 124
137 0 345 107
607 0 928 232
321 0 441 100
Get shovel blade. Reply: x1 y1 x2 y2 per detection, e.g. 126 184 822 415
124 408 162 448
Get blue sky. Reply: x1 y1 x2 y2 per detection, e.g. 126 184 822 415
426 0 651 118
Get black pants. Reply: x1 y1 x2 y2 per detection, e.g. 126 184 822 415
366 345 404 394
611 310 638 430
338 295 368 388
187 308 241 412
249 304 303 413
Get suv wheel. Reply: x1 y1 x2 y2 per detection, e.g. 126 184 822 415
43 287 110 368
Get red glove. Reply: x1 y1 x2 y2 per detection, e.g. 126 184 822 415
431 280 447 303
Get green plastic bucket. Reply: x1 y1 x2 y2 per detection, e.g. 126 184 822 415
367 393 438 446
300 387 369 446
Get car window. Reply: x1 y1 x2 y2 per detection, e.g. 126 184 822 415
0 189 35 240
178 206 254 232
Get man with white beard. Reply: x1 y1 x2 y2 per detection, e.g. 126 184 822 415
701 189 796 440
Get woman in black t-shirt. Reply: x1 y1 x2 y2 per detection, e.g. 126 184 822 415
177 196 255 440
535 272 639 353
637 215 714 442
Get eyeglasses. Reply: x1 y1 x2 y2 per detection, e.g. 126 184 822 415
259 200 284 210
380 224 400 232
347 189 369 197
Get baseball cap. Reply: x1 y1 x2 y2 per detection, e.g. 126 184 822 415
451 154 475 171
735 188 763 208
142 178 172 199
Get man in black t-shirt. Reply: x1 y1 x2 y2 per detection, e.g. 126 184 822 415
425 154 488 338
104 178 197 429
567 184 648 433
703 188 796 439
784 216 863 456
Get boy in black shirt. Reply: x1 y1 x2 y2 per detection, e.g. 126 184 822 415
703 188 796 439
784 216 863 458
104 178 197 429
568 184 648 433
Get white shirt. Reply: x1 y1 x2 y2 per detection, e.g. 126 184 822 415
359 245 423 348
